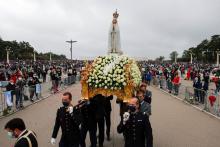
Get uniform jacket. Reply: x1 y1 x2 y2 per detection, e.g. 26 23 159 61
117 112 153 147
52 106 81 142
81 100 97 127
93 94 105 119
14 130 38 147
104 95 113 112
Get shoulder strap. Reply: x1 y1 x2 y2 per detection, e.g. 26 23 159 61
15 130 36 147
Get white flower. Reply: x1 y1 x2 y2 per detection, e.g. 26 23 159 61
87 55 141 89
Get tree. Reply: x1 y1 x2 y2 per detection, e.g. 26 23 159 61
155 56 165 63
170 51 178 62
182 47 196 62
0 38 67 61
182 50 190 59
182 35 220 63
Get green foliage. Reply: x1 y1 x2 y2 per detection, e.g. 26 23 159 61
182 35 220 63
0 38 67 61
170 51 178 62
155 56 165 63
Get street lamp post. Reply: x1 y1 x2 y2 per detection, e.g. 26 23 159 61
189 52 193 64
66 40 77 60
6 47 11 64
216 49 220 67
174 52 177 63
33 50 36 62
50 52 52 61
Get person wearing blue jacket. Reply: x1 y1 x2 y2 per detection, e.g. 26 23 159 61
193 77 202 102
145 71 152 85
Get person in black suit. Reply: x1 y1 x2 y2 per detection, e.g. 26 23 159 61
80 98 97 147
104 95 113 140
117 97 153 147
4 118 38 147
93 94 105 147
51 92 82 147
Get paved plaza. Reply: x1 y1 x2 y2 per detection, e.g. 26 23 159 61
0 83 220 147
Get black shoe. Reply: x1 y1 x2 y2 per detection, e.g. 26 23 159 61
99 144 103 147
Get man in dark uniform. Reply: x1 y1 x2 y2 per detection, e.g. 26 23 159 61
4 118 38 147
80 98 97 147
104 95 113 140
93 94 105 147
51 92 81 147
117 97 153 147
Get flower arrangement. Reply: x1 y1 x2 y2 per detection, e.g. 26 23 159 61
86 54 141 90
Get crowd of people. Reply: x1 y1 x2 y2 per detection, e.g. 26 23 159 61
49 76 153 147
0 60 82 111
3 60 220 147
140 62 220 105
4 79 153 147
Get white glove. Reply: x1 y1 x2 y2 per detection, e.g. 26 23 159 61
50 138 56 145
68 106 73 114
123 112 130 124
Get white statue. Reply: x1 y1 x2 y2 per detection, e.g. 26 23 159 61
108 10 123 55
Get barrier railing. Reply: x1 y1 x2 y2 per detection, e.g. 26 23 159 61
152 76 220 117
0 75 78 117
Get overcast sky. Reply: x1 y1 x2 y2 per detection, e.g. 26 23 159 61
0 0 220 59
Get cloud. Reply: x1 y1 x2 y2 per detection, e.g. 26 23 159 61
0 0 220 59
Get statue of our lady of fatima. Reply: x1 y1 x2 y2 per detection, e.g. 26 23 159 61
108 10 123 55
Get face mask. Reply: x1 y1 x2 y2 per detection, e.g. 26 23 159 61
127 105 136 113
7 131 15 139
62 101 69 107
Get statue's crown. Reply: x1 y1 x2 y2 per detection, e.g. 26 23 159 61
113 10 119 19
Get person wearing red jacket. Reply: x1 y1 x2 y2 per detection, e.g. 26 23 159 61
172 73 180 95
